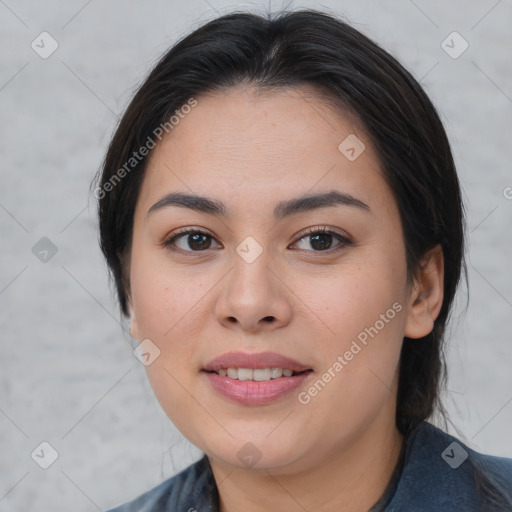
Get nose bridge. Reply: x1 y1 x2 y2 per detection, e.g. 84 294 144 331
230 234 273 297
235 234 266 266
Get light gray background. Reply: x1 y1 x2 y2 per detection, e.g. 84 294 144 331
1 0 511 510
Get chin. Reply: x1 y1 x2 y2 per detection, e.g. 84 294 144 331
200 430 309 473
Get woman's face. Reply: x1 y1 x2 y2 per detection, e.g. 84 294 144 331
128 84 419 473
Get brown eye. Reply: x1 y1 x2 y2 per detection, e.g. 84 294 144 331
164 230 221 252
292 227 352 253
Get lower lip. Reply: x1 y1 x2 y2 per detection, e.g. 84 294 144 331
203 371 312 405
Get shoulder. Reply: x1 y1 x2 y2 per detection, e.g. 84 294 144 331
104 455 218 512
388 421 512 511
415 421 512 495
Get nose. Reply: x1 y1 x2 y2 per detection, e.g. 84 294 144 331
214 247 293 334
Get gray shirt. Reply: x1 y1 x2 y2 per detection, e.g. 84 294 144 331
105 421 512 511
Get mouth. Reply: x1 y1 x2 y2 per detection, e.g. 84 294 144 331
203 350 312 373
204 367 313 381
202 351 313 405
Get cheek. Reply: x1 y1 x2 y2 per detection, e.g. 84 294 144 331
303 253 407 394
129 246 206 339
307 257 406 344
129 249 210 433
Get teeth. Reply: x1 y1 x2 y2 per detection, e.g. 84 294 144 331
238 368 253 381
270 367 283 379
253 368 271 381
217 367 297 380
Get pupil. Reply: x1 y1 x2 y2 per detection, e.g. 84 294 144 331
189 233 210 250
311 234 332 250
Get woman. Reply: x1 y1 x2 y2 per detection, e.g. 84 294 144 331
96 9 512 511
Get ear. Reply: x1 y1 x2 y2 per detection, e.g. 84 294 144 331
128 302 142 342
404 244 444 339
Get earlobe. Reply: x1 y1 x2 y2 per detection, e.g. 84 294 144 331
404 244 444 339
128 304 141 341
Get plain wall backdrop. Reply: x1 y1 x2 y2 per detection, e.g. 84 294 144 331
1 0 511 510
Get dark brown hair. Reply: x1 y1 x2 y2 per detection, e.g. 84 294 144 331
96 8 466 435
96 6 464 433
93 10 512 508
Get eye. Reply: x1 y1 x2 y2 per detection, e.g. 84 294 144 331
163 229 221 253
163 226 352 254
291 226 352 253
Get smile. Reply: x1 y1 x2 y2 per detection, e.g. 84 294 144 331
211 367 306 380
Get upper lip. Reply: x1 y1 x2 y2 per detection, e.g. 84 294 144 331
203 351 312 372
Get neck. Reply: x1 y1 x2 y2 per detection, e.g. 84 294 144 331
209 410 404 512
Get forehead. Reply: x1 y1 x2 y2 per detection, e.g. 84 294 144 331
138 83 390 216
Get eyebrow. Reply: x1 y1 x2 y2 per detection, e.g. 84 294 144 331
147 190 371 220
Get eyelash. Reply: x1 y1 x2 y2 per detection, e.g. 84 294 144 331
162 226 353 255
